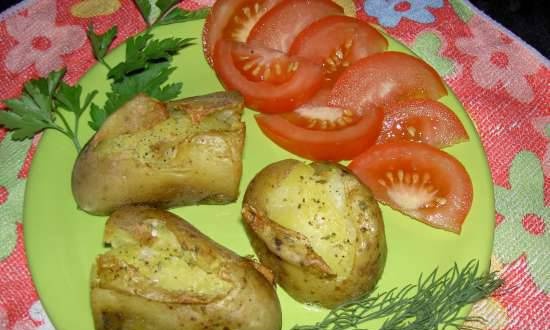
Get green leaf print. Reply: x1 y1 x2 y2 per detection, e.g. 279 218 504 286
494 151 550 292
0 134 32 259
412 32 456 78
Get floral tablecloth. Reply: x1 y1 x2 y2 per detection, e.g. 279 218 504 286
0 0 548 329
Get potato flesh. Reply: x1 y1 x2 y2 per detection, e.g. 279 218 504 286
94 109 238 164
97 219 231 302
263 163 357 279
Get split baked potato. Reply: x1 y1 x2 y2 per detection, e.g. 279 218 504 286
242 159 386 308
72 91 245 215
91 206 282 330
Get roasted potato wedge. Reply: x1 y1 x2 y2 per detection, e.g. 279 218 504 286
91 206 282 330
242 160 386 308
72 91 245 215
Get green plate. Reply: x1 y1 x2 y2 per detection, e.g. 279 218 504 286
23 19 494 330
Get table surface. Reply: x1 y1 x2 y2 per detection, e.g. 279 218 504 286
0 0 548 330
0 0 548 56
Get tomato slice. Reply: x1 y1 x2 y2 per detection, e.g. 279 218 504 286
247 0 344 53
349 142 473 233
289 16 388 82
256 105 383 161
377 99 469 148
202 0 284 66
213 39 323 113
328 51 448 115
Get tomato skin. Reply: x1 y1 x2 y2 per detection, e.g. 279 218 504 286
377 99 469 148
329 51 448 114
202 0 284 66
289 15 388 81
349 142 473 233
256 106 383 161
247 0 344 52
213 39 323 113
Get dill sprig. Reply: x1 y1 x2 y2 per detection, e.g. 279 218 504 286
291 259 502 330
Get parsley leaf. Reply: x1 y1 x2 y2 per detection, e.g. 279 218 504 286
0 69 97 151
155 0 179 14
107 31 193 82
46 69 65 96
56 82 98 140
87 25 118 68
89 62 182 130
134 0 153 24
155 7 210 26
88 31 192 130
0 70 61 140
134 0 209 28
0 104 55 140
89 104 108 132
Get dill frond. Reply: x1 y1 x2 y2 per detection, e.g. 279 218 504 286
291 259 503 330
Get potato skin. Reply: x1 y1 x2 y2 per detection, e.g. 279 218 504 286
72 92 245 215
242 160 386 308
91 206 282 330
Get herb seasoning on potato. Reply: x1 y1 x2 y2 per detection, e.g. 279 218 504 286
242 159 386 308
72 91 245 215
91 206 282 330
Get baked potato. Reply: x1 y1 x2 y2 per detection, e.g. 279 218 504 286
91 206 282 330
242 159 386 308
72 91 245 215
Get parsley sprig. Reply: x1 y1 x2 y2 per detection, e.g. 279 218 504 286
75 0 203 131
1 1 209 151
0 69 97 151
86 31 193 130
291 259 502 330
86 25 118 70
107 32 194 82
135 0 209 27
89 61 185 130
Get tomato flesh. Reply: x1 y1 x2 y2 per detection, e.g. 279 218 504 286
377 99 469 148
349 142 473 233
280 87 359 129
256 106 383 161
232 43 297 83
282 105 359 130
202 0 283 66
247 0 344 52
289 15 388 82
213 39 323 113
329 51 448 115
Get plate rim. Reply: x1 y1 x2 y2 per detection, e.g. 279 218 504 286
22 18 496 330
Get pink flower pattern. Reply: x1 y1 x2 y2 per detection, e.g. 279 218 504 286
455 16 540 103
4 0 86 76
